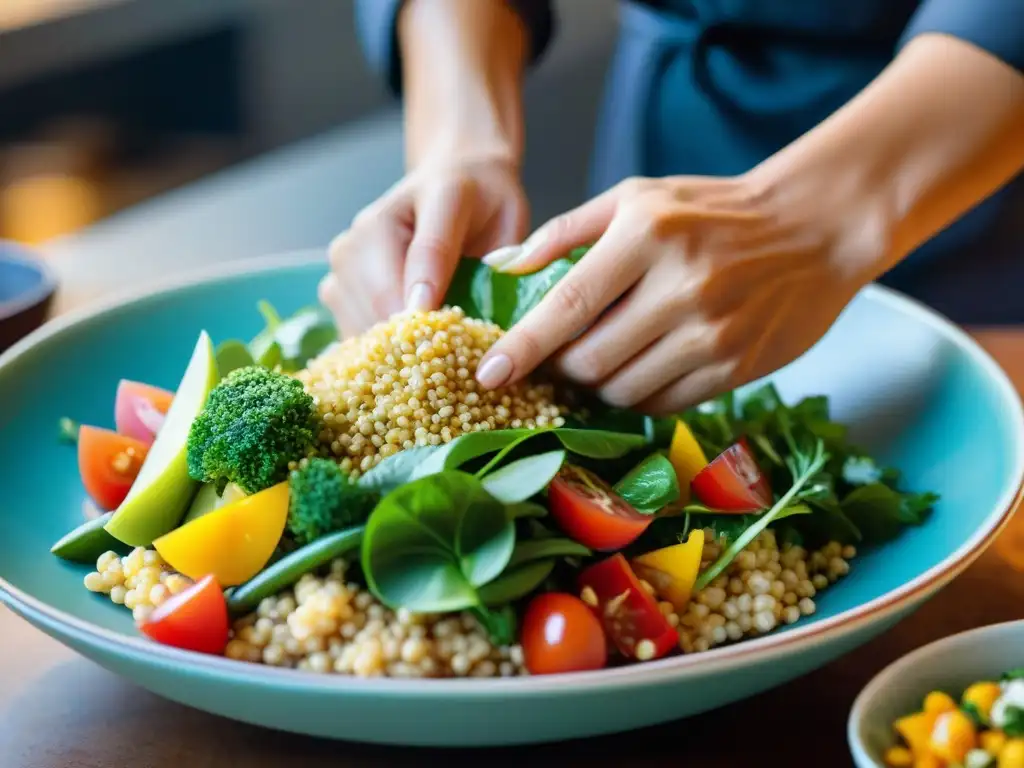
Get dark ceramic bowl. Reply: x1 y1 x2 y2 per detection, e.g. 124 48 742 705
0 242 57 353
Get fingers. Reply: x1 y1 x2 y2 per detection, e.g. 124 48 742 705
325 217 408 335
403 180 473 312
637 361 741 416
482 188 618 275
475 219 648 389
553 265 694 386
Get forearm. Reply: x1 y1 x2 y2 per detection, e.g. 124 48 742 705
752 33 1024 277
399 0 529 169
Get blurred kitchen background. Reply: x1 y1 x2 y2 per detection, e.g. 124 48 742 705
0 0 619 313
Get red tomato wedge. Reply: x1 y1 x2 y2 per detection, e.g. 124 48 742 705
548 465 653 551
578 554 677 662
114 379 174 445
690 438 773 513
139 574 229 655
521 593 608 675
78 426 150 511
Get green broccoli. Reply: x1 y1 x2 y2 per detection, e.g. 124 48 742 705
186 365 319 494
287 458 377 545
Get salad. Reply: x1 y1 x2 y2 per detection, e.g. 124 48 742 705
884 669 1024 767
50 253 938 678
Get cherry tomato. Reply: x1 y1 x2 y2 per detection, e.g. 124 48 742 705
548 464 653 550
578 554 677 662
139 574 229 655
690 438 772 513
77 425 150 510
521 593 608 675
115 379 173 445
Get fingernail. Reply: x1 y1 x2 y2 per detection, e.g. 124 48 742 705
476 354 513 389
482 245 523 270
406 282 433 312
491 228 550 274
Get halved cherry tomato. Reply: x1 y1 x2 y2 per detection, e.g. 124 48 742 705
578 554 677 662
138 574 229 655
115 379 174 445
548 464 653 551
78 425 150 511
521 593 607 675
690 438 772 513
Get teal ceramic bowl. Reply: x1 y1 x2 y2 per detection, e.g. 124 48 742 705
1 251 1022 747
849 620 1024 767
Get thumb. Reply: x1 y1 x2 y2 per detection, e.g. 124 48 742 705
482 189 618 275
404 180 472 312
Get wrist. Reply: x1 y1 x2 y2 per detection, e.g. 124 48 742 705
400 0 528 170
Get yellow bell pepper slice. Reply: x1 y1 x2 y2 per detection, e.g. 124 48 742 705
668 420 708 504
630 528 705 612
154 481 289 586
929 709 977 763
895 711 940 758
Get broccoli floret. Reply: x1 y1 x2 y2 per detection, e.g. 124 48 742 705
287 458 376 545
186 366 318 494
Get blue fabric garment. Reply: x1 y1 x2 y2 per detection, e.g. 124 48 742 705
353 0 1024 323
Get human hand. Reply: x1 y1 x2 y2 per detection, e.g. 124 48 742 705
474 172 892 414
319 152 528 338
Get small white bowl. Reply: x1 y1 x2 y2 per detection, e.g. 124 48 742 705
849 620 1024 766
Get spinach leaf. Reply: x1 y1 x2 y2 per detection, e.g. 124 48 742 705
361 471 515 612
249 301 337 372
477 559 556 606
357 445 441 494
215 340 255 378
412 427 645 479
505 537 591 568
613 452 680 514
1003 668 1024 682
506 501 549 519
480 450 566 504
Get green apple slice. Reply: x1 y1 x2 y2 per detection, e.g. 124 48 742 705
105 330 219 547
183 481 246 524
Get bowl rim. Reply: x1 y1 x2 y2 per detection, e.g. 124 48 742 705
1 248 1022 696
0 241 58 322
846 618 1024 766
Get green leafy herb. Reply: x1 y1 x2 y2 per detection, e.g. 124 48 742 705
480 450 566 504
470 604 517 645
694 440 828 591
361 471 515 613
58 417 79 445
476 559 556 606
613 452 680 514
506 501 549 520
961 702 986 728
1002 668 1024 682
1003 705 1024 738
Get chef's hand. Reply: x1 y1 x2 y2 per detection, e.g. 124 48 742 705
474 173 887 414
319 153 527 339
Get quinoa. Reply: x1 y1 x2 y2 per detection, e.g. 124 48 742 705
83 548 193 623
295 307 566 477
225 558 527 678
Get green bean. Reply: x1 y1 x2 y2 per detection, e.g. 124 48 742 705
226 526 365 615
50 512 129 564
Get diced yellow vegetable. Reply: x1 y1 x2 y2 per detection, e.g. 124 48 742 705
668 420 708 503
929 709 977 763
1000 739 1024 768
924 691 958 714
965 683 1004 723
885 745 915 766
912 754 943 768
631 529 705 612
153 481 289 586
896 711 941 757
983 731 1009 757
